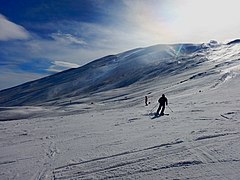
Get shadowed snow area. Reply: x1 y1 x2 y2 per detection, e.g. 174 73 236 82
1 42 240 179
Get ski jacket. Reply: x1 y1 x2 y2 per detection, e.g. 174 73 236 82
158 96 168 105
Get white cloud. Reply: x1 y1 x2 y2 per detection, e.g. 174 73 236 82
54 61 80 68
50 32 87 45
0 14 30 41
19 38 107 66
47 60 80 72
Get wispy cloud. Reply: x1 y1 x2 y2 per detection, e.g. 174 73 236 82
50 32 87 45
0 14 30 41
47 60 80 72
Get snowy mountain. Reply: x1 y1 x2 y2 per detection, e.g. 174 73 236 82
1 40 240 180
0 42 227 106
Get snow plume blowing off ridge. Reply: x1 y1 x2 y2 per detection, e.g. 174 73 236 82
0 40 240 106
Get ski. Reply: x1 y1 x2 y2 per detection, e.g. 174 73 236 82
150 113 169 119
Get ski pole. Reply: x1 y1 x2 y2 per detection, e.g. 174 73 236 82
167 105 173 112
150 103 158 113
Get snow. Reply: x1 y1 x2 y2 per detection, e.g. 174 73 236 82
1 42 240 179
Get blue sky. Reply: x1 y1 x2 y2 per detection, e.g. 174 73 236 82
0 0 240 90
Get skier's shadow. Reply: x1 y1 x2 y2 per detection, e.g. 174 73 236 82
143 112 169 120
142 112 156 116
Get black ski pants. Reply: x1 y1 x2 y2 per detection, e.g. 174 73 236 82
156 104 165 115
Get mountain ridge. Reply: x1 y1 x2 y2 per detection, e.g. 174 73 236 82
0 40 239 106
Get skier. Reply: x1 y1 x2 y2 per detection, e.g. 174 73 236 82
156 94 168 116
145 96 148 106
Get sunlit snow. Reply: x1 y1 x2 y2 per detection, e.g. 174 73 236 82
1 41 240 179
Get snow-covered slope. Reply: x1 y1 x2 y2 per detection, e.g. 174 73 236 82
0 43 212 106
1 41 240 180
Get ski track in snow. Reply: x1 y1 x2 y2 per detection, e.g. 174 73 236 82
1 90 240 180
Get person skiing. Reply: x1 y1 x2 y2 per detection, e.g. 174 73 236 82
156 94 168 116
145 96 148 106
